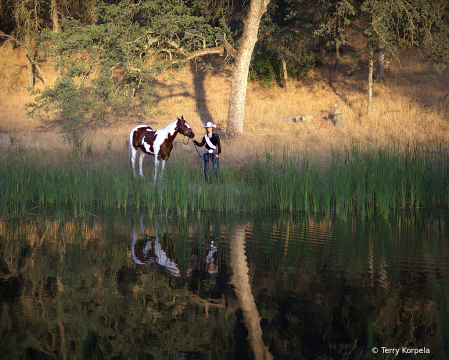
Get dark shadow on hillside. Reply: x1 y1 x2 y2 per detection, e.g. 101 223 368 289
24 54 236 139
34 75 196 133
325 48 366 113
191 61 214 125
190 57 229 140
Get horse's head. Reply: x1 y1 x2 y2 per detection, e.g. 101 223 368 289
176 115 195 139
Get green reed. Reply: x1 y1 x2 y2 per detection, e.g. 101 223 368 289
332 150 352 217
1 144 449 218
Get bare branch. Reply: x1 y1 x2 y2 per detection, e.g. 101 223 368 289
160 49 173 61
0 31 24 47
0 31 47 87
33 61 47 86
223 39 238 58
170 45 225 64
168 40 188 56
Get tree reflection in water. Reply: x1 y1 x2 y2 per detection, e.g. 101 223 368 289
230 223 274 359
0 209 448 359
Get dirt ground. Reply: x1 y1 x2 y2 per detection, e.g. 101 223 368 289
1 44 449 168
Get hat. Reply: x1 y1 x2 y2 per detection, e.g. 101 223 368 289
204 121 216 128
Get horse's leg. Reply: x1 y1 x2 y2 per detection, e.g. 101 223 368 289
130 146 137 178
138 150 145 177
154 158 160 181
161 160 166 176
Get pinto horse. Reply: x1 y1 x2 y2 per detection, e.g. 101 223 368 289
129 116 194 179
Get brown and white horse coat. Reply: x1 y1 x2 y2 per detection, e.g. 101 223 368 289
129 116 194 179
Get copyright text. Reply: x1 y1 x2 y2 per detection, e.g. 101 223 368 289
371 347 430 355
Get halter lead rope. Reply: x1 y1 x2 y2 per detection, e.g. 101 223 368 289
181 135 190 145
193 143 204 160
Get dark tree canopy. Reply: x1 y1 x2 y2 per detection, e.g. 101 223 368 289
26 0 232 135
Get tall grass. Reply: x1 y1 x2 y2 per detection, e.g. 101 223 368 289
1 144 449 218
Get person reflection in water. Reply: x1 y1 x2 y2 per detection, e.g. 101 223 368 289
203 221 219 274
206 240 218 274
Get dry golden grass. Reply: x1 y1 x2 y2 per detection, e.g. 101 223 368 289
1 43 448 168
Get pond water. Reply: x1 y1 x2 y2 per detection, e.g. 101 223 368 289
1 208 448 359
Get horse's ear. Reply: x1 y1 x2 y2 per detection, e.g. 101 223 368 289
181 115 184 120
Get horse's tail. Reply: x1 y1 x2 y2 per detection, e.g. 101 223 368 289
129 129 134 166
129 125 153 169
129 127 141 168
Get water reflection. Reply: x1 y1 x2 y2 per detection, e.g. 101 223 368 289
0 209 448 359
230 223 274 359
131 214 220 277
131 215 181 276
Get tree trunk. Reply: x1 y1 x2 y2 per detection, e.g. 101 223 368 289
226 0 270 139
230 223 274 360
334 18 340 72
281 55 288 91
34 60 48 87
335 41 340 71
377 46 385 81
367 47 374 116
25 34 34 87
51 0 59 33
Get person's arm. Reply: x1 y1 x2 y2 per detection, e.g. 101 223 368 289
194 136 205 147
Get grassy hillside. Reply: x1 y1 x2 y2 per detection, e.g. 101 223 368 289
1 44 448 167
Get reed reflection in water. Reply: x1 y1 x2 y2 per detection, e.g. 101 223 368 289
0 208 448 359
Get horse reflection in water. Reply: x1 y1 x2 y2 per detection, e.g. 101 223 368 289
131 215 182 277
130 215 218 277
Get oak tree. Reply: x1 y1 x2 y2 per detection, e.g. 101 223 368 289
225 0 270 139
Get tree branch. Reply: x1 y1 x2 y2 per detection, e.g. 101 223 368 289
170 45 225 64
0 31 47 87
168 40 188 56
349 23 369 39
0 31 23 47
168 37 237 61
223 39 238 58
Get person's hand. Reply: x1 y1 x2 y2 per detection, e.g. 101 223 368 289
216 154 219 158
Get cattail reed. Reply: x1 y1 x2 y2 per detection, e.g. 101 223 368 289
1 144 448 218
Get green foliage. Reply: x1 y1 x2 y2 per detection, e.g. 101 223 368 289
418 0 449 72
249 52 277 86
249 48 319 86
62 132 86 153
314 0 356 49
249 0 320 86
26 0 229 135
315 0 449 72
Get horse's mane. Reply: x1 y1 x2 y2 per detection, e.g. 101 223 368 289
157 119 179 134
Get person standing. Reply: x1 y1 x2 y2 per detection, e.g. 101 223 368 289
193 121 221 182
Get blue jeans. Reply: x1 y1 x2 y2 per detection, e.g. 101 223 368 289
203 152 219 182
